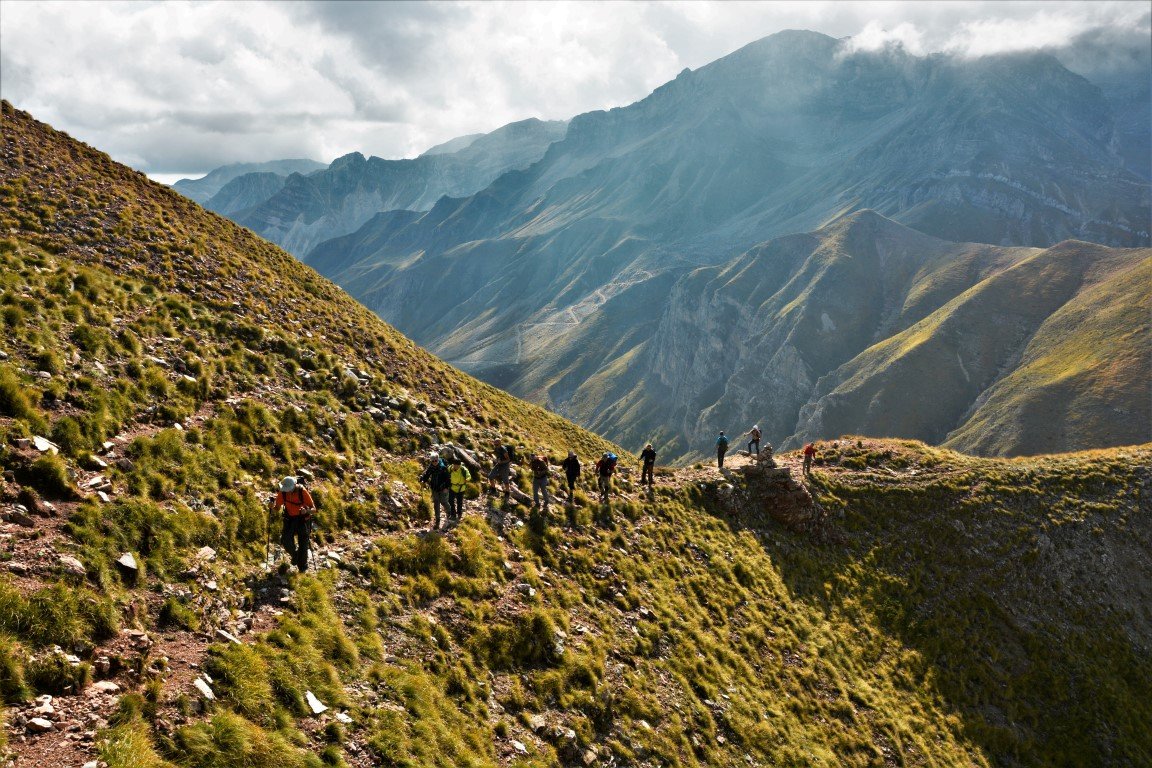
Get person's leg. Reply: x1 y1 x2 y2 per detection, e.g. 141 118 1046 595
717 448 723 468
295 518 310 572
542 480 550 510
280 515 297 562
434 491 446 529
532 478 542 507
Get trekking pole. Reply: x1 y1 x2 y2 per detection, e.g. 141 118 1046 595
265 498 272 566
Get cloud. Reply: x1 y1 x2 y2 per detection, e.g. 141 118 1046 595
0 0 1146 177
842 21 927 55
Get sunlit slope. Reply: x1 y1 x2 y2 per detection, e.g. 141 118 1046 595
0 101 614 460
791 239 1152 454
0 101 1148 768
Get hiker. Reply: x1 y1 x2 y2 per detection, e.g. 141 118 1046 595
640 443 656 487
745 425 762 456
716 431 729 468
529 452 552 513
487 439 514 499
595 452 617 502
270 476 315 573
560 450 581 497
803 442 817 475
447 456 471 524
419 451 451 530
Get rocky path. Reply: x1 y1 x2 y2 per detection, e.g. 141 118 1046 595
1 436 817 767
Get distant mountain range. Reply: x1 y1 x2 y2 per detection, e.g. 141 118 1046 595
227 118 566 257
173 30 1151 461
171 158 327 205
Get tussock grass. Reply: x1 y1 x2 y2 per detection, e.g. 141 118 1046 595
1 102 1147 768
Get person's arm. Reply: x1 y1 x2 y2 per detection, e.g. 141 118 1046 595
269 491 282 513
301 488 316 512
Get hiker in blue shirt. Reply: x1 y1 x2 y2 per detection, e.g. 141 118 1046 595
716 431 729 468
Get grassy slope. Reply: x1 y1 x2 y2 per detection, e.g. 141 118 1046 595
792 238 1151 453
944 254 1152 454
0 102 1148 768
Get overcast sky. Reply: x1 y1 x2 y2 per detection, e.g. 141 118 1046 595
1 1 1148 182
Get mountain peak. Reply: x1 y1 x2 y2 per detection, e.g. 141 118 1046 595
330 151 366 169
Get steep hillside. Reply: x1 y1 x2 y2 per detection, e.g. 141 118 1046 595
1 102 1149 768
172 159 327 205
233 118 568 258
787 230 1151 456
296 31 1149 461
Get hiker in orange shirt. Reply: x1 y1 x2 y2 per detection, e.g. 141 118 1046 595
270 476 315 572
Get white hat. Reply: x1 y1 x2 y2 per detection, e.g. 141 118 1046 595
280 476 297 492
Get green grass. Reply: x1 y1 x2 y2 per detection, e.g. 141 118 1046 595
0 101 1147 767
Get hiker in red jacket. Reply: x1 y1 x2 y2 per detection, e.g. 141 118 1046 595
270 476 315 572
803 442 817 475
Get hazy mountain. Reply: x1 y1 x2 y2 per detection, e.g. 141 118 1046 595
202 171 289 216
1048 26 1152 180
302 30 1149 461
3 101 1150 768
233 117 569 257
170 158 326 204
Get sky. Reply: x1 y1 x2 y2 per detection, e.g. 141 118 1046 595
1 0 1148 182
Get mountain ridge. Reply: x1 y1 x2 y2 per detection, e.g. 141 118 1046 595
1 100 1150 768
286 30 1148 462
172 158 327 205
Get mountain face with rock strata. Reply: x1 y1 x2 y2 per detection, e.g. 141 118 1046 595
3 101 1150 768
291 31 1148 462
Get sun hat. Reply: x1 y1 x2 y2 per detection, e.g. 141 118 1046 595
280 476 297 492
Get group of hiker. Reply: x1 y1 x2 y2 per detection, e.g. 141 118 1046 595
269 431 820 572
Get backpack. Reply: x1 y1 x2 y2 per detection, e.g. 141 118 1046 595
502 444 518 465
751 428 761 440
717 435 729 449
530 455 548 477
606 452 618 471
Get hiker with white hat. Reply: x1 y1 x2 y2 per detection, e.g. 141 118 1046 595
270 476 316 572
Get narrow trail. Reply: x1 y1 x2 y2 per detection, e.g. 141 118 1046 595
2 432 813 767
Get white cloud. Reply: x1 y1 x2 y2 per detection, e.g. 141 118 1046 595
0 0 1146 177
842 20 926 55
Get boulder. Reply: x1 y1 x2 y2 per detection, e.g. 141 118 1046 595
27 717 55 733
31 436 60 454
193 677 215 701
215 629 242 645
305 690 328 715
58 555 87 577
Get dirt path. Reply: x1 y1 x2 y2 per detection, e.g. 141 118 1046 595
2 432 810 767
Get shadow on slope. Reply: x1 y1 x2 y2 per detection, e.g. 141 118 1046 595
701 439 1152 767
